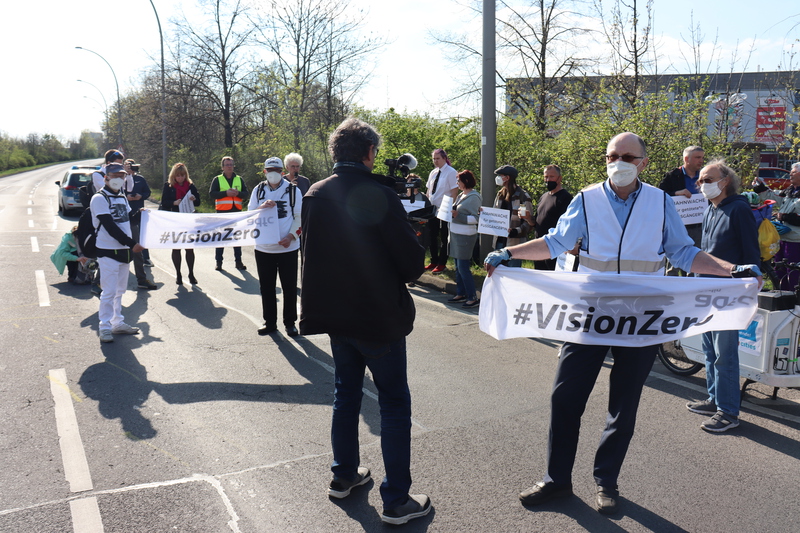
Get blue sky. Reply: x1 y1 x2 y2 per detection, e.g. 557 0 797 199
2 0 798 141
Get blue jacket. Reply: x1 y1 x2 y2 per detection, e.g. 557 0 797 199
700 194 760 274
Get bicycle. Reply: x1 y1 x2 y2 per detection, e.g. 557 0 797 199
657 259 800 400
657 260 782 377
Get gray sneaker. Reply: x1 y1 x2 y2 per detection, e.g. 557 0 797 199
111 323 140 335
701 411 740 433
99 329 114 343
328 467 371 499
381 494 432 525
686 399 717 415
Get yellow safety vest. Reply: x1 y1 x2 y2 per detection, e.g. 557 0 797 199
214 174 244 211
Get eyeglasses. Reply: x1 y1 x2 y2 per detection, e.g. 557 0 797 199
605 154 644 163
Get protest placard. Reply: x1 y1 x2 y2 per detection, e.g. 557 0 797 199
672 194 707 225
478 207 510 237
436 196 453 222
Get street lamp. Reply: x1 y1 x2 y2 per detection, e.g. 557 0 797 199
77 79 108 114
148 0 168 184
76 46 123 151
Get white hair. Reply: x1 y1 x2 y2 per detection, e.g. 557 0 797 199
284 152 303 168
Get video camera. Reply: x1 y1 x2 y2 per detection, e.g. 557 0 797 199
384 153 421 199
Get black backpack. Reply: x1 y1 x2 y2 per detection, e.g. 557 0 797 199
79 171 103 208
75 192 111 258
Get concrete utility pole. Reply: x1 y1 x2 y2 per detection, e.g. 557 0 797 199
480 0 497 260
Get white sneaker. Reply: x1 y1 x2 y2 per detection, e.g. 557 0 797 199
111 323 140 335
99 329 114 343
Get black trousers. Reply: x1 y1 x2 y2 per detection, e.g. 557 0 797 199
254 249 298 327
428 217 449 265
543 342 657 488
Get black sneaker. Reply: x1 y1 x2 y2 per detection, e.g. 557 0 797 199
215 262 223 271
701 411 740 433
235 261 247 270
596 485 619 515
519 481 573 506
328 467 371 499
381 494 432 525
686 399 716 415
285 324 299 337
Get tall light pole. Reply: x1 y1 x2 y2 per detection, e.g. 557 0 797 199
148 0 168 184
76 46 123 151
77 79 108 114
480 0 497 259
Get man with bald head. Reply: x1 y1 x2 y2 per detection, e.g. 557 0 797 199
485 132 761 514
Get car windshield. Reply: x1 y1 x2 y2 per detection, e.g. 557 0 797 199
67 173 93 187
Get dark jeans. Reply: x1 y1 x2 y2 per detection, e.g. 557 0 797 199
543 342 657 488
329 335 412 509
215 246 242 263
131 222 146 282
254 249 298 327
428 217 449 265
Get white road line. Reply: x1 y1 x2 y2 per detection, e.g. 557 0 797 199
52 217 58 231
48 368 94 492
28 220 34 228
31 236 39 252
27 208 32 215
35 270 50 307
69 497 104 533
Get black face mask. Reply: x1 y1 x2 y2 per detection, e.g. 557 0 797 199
546 180 558 191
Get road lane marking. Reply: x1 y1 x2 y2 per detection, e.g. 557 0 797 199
27 208 32 215
35 270 50 307
52 217 58 230
48 368 94 493
28 220 34 227
31 236 39 252
69 497 104 533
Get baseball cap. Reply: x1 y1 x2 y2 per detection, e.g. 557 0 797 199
495 165 518 179
105 163 125 175
264 157 283 169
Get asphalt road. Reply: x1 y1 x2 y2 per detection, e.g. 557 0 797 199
1 161 799 532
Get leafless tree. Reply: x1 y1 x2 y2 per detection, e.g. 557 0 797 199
252 0 386 151
172 0 260 148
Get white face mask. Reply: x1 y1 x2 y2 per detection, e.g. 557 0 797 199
107 177 125 192
606 160 639 187
700 179 724 200
266 171 283 185
495 175 506 186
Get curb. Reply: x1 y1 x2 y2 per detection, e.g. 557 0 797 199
411 270 484 299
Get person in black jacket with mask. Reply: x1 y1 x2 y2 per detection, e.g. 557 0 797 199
300 117 431 525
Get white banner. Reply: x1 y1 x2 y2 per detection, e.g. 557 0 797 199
479 267 759 347
140 209 281 249
437 196 453 222
672 194 707 225
478 207 510 237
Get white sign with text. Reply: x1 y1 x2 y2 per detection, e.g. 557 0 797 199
672 194 707 225
478 207 511 237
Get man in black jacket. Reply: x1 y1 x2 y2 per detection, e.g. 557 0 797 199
300 118 430 525
124 159 157 290
659 145 704 245
659 146 705 275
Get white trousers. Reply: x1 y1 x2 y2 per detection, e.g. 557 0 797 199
98 256 130 330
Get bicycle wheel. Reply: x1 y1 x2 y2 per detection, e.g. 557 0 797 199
657 340 703 376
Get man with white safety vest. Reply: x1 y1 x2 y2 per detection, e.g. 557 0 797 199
484 132 762 516
209 156 249 271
